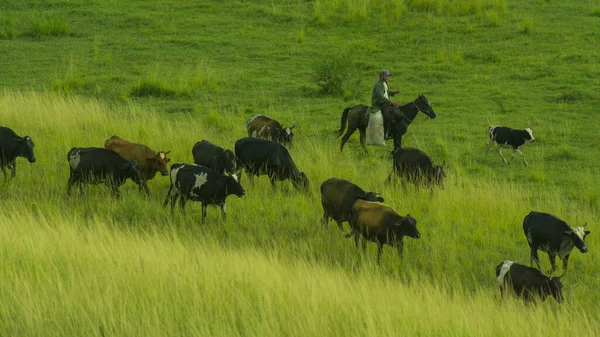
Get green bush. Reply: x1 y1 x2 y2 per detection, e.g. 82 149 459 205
313 55 352 96
0 16 17 40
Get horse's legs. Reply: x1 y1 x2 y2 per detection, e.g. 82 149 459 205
393 135 403 151
340 125 357 152
358 128 367 150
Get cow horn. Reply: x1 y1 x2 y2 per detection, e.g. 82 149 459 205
290 124 296 129
164 151 171 155
583 222 588 228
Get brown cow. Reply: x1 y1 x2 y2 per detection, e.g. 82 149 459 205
246 115 294 148
104 135 170 195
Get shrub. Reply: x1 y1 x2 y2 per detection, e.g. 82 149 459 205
313 55 352 96
28 14 69 37
0 16 17 40
518 17 534 34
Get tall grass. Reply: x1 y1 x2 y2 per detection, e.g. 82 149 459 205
1 91 599 335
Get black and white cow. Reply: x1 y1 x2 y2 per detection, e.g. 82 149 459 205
192 140 239 176
67 147 143 198
523 211 590 275
485 125 535 166
496 261 564 304
234 137 309 191
0 126 36 181
162 163 245 222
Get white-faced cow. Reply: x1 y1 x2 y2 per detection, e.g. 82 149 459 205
348 200 421 265
0 126 36 181
67 147 143 198
387 147 445 191
234 137 308 191
246 115 295 148
163 163 245 222
523 211 590 276
104 135 170 196
486 125 535 166
192 140 239 176
320 177 383 231
496 261 564 304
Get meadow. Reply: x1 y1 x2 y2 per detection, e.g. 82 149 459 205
1 0 600 336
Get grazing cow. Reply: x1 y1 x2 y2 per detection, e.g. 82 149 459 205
162 163 245 222
523 211 590 275
104 135 170 195
67 147 143 198
387 147 445 190
486 126 535 166
496 261 564 304
0 126 36 181
320 177 384 231
234 137 309 191
192 140 239 176
348 200 421 265
246 115 295 148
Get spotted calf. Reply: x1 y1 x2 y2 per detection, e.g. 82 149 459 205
485 125 534 166
163 163 245 222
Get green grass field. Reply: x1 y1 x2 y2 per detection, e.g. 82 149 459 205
1 0 599 336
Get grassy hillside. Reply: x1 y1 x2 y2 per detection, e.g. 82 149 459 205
1 0 599 335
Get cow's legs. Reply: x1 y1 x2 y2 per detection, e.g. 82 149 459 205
354 231 360 249
336 221 344 231
140 181 150 197
220 202 227 222
179 195 187 215
397 238 405 259
530 248 542 271
66 174 77 196
170 191 179 215
485 140 495 155
496 147 508 164
269 174 277 190
110 184 121 199
560 254 570 277
548 253 558 274
320 211 329 227
2 165 8 181
376 244 383 265
512 148 528 166
201 203 208 223
8 160 16 179
162 185 173 208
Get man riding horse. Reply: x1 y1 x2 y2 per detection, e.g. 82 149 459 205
371 69 401 140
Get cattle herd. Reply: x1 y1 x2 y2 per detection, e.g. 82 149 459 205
0 107 592 305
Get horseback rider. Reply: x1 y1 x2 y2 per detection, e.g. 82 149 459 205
371 69 401 140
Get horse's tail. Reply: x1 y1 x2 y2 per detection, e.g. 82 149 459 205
335 107 352 137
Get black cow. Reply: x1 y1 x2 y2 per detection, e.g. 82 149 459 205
0 126 36 181
192 140 239 176
523 211 590 275
66 147 143 198
387 147 445 190
163 163 245 222
348 200 421 265
320 177 383 231
246 115 295 148
234 137 309 191
486 125 535 166
496 261 564 304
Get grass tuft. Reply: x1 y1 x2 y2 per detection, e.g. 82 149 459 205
27 13 69 37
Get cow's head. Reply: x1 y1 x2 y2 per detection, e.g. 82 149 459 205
150 151 171 176
19 136 36 163
222 150 238 175
280 125 295 148
567 224 591 253
548 277 564 303
125 160 144 185
525 128 535 142
365 192 384 203
292 171 309 192
433 162 446 189
225 175 246 198
397 214 421 240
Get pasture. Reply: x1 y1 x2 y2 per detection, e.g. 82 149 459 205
1 0 600 335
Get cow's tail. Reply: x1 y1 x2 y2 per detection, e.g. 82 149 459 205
335 107 352 137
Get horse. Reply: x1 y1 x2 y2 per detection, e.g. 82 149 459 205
336 94 437 152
